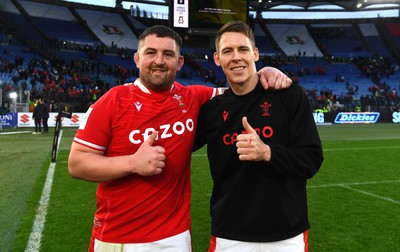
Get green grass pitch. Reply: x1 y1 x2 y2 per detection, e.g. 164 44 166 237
0 123 399 251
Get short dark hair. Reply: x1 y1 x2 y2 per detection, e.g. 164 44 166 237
138 25 182 52
215 20 255 52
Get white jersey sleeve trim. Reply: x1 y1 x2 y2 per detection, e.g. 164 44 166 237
73 137 107 151
211 87 227 99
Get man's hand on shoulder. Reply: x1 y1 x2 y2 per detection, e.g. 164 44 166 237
258 67 292 90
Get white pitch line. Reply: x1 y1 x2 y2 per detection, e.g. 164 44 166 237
0 131 31 135
192 153 207 157
323 146 400 151
308 179 400 188
25 130 63 252
308 180 400 205
340 184 400 205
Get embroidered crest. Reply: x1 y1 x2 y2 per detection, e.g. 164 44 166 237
173 94 187 113
260 102 272 116
173 94 185 106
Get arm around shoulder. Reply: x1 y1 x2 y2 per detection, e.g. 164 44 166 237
258 67 292 90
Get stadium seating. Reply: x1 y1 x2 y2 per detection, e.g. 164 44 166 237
0 0 398 113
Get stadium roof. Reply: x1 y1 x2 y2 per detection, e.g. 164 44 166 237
249 0 400 12
124 0 400 13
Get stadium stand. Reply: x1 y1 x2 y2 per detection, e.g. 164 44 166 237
76 8 138 49
0 0 399 114
253 23 281 56
267 24 323 58
1 0 49 48
310 23 371 58
359 22 392 58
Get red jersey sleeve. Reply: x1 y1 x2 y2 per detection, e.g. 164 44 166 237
186 83 222 107
73 86 125 151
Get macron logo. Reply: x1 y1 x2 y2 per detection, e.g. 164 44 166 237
134 102 142 111
222 111 229 121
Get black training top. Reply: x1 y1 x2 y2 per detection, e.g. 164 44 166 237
195 81 324 242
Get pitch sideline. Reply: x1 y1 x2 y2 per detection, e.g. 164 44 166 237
0 131 32 135
24 130 63 252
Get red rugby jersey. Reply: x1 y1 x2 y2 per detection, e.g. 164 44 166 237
73 80 217 243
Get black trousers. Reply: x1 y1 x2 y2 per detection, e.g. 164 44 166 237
43 117 49 132
34 117 42 133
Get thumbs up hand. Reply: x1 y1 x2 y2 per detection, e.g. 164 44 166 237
236 117 271 162
131 131 166 176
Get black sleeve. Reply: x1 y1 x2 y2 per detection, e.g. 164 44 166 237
268 84 324 179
